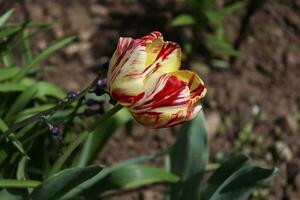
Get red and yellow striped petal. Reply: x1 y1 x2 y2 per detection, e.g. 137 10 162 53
107 33 159 105
170 70 206 105
130 72 190 114
107 32 207 128
132 104 202 128
107 32 184 106
129 71 204 128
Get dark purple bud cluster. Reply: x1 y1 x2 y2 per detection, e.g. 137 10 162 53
84 99 105 116
49 126 64 145
66 91 77 100
96 78 107 88
50 126 61 136
102 61 109 70
85 99 105 106
91 78 108 96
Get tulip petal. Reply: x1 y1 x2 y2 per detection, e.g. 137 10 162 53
170 70 206 105
129 71 200 128
154 42 181 73
145 33 164 67
143 42 181 76
107 32 163 105
130 72 190 114
132 104 202 128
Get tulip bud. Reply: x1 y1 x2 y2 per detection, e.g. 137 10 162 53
107 32 206 128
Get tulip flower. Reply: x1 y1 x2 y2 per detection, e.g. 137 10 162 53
107 32 206 128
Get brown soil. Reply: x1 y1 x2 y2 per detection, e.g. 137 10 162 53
2 0 300 199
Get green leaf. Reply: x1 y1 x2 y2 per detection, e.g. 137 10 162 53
47 105 123 177
31 166 103 200
0 27 21 40
21 30 33 63
1 49 15 68
105 165 179 189
0 10 13 28
0 189 27 200
62 155 159 199
5 85 38 122
171 14 196 27
0 68 21 82
14 36 75 81
205 10 222 27
0 83 27 93
201 155 251 199
35 82 65 100
75 108 132 167
205 33 243 57
14 104 54 122
201 155 277 200
167 111 209 200
221 2 245 16
0 118 28 157
16 156 28 180
84 164 179 197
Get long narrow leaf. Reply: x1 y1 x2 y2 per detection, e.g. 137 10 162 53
0 10 13 28
0 118 27 157
5 85 38 122
0 83 27 92
83 165 179 198
200 155 277 200
31 166 103 200
0 68 21 82
62 154 159 199
167 111 209 200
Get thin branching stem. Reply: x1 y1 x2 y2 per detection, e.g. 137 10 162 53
0 74 101 141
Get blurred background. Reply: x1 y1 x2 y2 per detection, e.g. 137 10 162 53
0 0 299 199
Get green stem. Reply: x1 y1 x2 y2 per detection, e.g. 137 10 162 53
0 179 41 188
47 104 123 177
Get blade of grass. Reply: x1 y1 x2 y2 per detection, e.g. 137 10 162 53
0 68 21 82
21 30 33 63
0 83 28 92
5 85 38 122
0 118 28 157
0 10 13 28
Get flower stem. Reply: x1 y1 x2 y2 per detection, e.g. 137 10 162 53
0 75 101 142
47 104 123 177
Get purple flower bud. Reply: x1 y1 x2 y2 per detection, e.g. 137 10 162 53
50 127 61 136
67 91 77 100
97 78 107 88
85 99 105 106
102 62 109 70
93 88 105 96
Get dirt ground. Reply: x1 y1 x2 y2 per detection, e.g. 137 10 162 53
1 0 300 199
